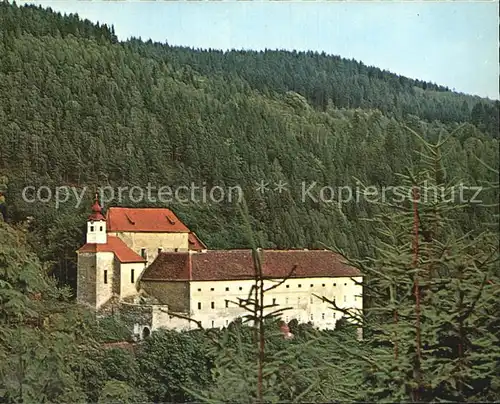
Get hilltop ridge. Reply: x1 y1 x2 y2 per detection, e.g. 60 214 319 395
0 1 497 288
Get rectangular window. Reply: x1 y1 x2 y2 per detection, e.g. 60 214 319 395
131 269 135 283
310 314 313 320
198 288 201 292
104 270 108 284
141 248 147 259
286 284 290 288
225 287 229 291
333 312 336 318
211 320 214 328
310 284 314 287
298 284 302 288
322 313 325 320
285 298 289 304
225 300 229 308
225 319 229 326
333 283 337 287
272 298 276 305
322 284 325 287
90 226 94 232
198 302 201 310
239 286 242 291
310 297 314 304
344 295 347 302
285 316 289 322
99 226 103 231
211 302 215 309
210 288 214 291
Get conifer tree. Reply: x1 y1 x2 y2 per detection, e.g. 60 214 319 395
324 127 499 402
185 199 321 403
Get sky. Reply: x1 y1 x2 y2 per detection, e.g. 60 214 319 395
26 1 499 100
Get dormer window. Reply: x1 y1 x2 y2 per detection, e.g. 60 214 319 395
125 213 135 225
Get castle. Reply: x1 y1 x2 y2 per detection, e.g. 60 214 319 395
76 197 363 340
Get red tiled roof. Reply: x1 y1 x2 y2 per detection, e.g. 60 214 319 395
106 207 190 233
77 236 146 263
141 249 361 281
188 232 207 251
140 252 191 280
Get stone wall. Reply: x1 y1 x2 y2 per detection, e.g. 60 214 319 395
76 253 97 307
141 280 190 312
98 301 195 340
118 302 154 341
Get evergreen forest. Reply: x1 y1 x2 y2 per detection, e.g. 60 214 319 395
0 2 498 402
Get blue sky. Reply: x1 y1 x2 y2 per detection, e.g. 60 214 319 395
26 1 499 99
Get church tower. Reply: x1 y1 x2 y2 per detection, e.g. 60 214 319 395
86 193 107 244
76 194 113 310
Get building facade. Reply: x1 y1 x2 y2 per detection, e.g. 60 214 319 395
76 198 363 339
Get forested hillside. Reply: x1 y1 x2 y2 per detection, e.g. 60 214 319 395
0 220 375 403
1 3 499 403
0 2 498 289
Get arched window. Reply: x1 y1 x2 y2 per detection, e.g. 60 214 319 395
142 327 151 339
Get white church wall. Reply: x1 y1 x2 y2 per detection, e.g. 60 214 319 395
108 232 189 265
86 220 107 244
95 252 115 309
120 262 147 299
151 305 194 331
